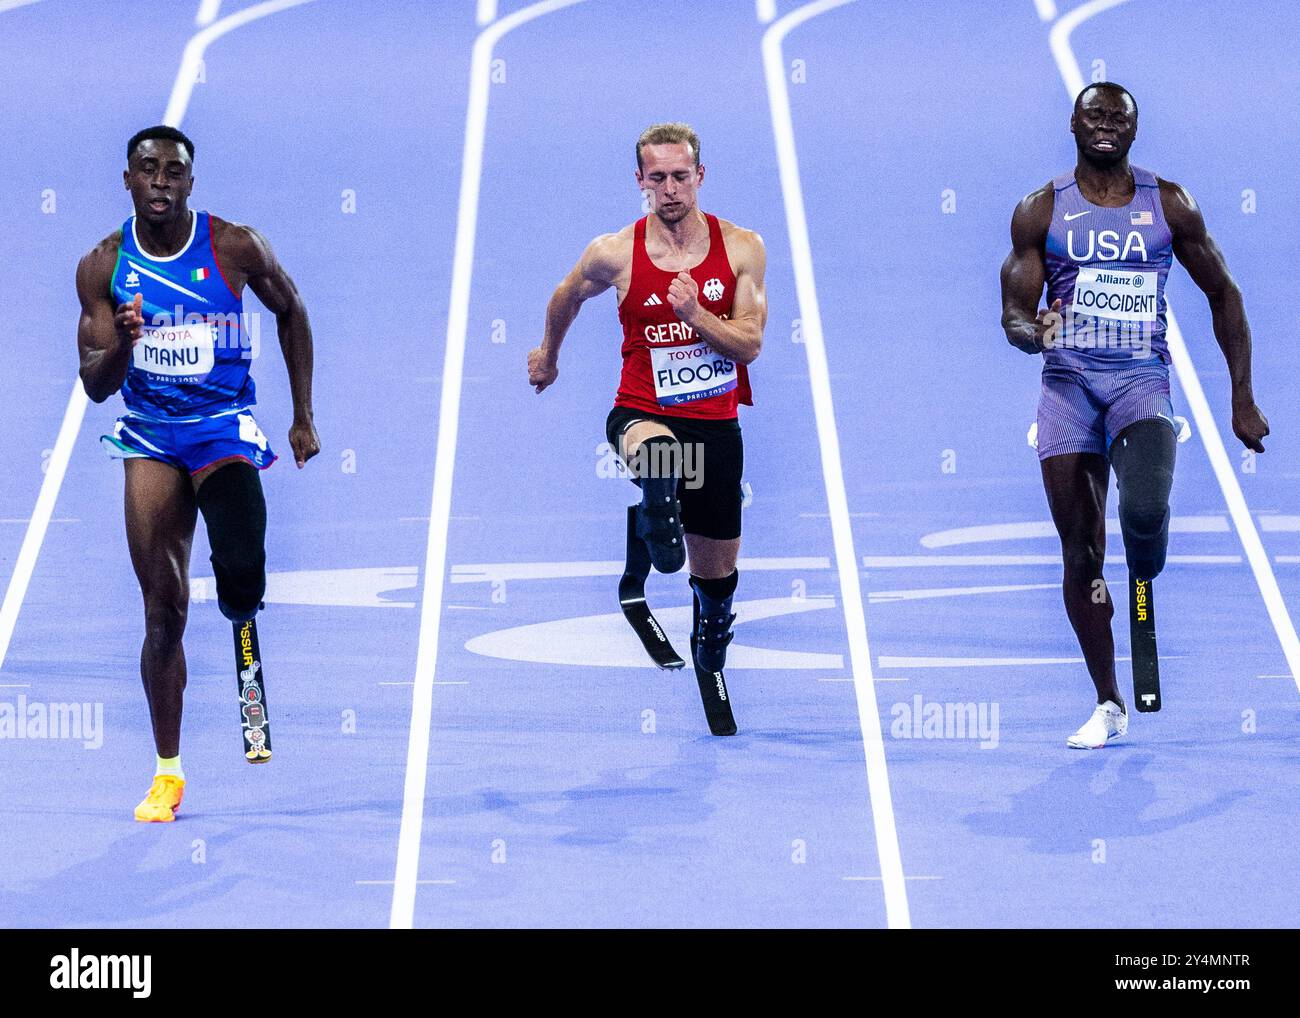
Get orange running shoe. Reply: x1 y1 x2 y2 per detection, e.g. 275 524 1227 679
133 775 185 822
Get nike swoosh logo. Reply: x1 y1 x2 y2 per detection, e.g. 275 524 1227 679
1063 211 1091 221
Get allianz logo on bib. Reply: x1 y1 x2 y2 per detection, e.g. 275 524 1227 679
1071 267 1158 322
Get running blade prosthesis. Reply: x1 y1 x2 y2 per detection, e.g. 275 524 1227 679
619 505 686 669
619 504 739 735
691 656 737 737
233 619 273 761
1129 574 1161 713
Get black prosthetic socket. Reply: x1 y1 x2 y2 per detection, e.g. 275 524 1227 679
690 570 738 672
195 462 268 623
635 434 682 506
1110 419 1177 581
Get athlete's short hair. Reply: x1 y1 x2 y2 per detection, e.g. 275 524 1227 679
127 125 195 163
1074 82 1138 118
636 122 700 171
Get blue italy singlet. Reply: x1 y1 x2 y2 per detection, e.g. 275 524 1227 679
110 210 255 418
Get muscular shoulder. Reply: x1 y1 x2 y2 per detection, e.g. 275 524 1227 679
1156 177 1204 236
580 227 633 283
716 218 766 274
1010 182 1054 246
210 215 277 273
76 229 123 301
80 229 122 269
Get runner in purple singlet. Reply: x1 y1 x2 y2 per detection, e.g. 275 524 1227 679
999 83 1269 748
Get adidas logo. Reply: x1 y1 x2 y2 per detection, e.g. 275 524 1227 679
643 293 662 306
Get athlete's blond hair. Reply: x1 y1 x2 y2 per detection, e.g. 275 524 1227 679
635 122 700 171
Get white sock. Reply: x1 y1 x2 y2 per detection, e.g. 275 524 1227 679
155 755 185 780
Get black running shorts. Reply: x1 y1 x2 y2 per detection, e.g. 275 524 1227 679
605 405 744 541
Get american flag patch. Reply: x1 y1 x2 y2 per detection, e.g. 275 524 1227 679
1130 210 1153 226
190 267 210 282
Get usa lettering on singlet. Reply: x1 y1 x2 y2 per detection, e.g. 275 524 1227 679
614 213 753 419
1043 165 1174 364
110 210 255 418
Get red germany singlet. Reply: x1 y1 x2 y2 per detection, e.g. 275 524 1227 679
614 213 753 419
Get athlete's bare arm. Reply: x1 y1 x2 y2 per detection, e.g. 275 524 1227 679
529 230 630 394
77 230 144 403
213 218 320 467
1159 178 1268 452
667 221 765 365
1000 184 1062 355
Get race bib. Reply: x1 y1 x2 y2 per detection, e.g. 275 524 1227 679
133 321 216 379
1071 268 1158 322
650 340 737 407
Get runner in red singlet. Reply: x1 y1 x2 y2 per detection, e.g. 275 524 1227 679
528 122 767 675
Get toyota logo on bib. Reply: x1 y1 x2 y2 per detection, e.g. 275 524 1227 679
702 277 724 301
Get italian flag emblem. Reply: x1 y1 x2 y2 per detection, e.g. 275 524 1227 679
191 267 210 282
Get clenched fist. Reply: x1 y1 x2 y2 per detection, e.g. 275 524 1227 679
116 292 145 346
666 271 699 325
528 346 558 393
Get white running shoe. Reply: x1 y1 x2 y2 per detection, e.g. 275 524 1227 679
1066 700 1128 749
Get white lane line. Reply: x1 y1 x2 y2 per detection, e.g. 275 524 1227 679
359 879 456 886
1042 0 1300 692
1032 0 1057 21
762 0 910 930
0 0 43 12
1165 313 1300 686
166 0 319 125
0 384 87 672
196 0 221 26
1045 0 1132 87
843 875 942 881
756 0 777 24
823 675 909 683
870 582 1058 603
390 0 590 933
476 0 497 25
880 655 1135 669
1259 516 1300 532
450 556 830 582
921 515 1229 547
864 553 1241 567
0 0 322 677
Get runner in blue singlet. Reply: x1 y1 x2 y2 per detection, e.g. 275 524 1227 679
75 125 320 820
